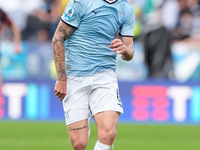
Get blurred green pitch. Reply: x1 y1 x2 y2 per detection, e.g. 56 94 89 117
0 122 200 150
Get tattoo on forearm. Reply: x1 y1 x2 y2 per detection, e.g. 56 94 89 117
58 62 66 79
52 37 64 61
68 125 87 131
54 57 65 63
52 21 76 80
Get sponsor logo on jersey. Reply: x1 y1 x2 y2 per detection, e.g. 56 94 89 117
92 10 101 15
74 0 80 4
65 7 74 20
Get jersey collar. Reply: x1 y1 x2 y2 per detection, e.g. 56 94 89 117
103 0 118 4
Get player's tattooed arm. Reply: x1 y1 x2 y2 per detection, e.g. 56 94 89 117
52 20 75 81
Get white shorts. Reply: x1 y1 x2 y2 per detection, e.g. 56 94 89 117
63 70 123 126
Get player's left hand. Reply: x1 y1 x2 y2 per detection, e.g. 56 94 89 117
110 39 126 55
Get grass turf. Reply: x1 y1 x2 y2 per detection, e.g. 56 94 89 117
0 122 200 150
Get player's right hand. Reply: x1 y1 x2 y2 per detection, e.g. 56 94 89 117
54 80 67 101
110 39 126 55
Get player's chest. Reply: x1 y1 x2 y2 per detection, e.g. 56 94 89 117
83 6 125 26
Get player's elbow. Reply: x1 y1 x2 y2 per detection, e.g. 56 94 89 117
52 34 65 45
52 35 59 47
128 49 134 61
127 55 133 61
126 55 134 61
122 50 134 61
52 35 56 44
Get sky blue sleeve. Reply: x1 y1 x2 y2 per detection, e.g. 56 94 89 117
120 7 135 37
61 0 86 28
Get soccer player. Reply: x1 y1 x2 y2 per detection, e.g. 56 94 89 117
52 0 135 149
0 8 21 86
0 8 21 54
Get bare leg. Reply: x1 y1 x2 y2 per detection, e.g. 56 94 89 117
67 119 89 150
94 111 119 145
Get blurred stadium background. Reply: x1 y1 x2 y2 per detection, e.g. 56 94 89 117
0 0 200 149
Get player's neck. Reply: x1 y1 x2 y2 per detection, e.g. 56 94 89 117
103 0 118 4
105 0 118 3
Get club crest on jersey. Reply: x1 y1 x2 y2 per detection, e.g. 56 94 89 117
65 7 74 20
118 11 124 23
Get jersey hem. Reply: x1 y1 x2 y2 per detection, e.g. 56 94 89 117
66 68 116 77
60 18 78 29
119 32 134 37
92 108 124 116
65 116 88 126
